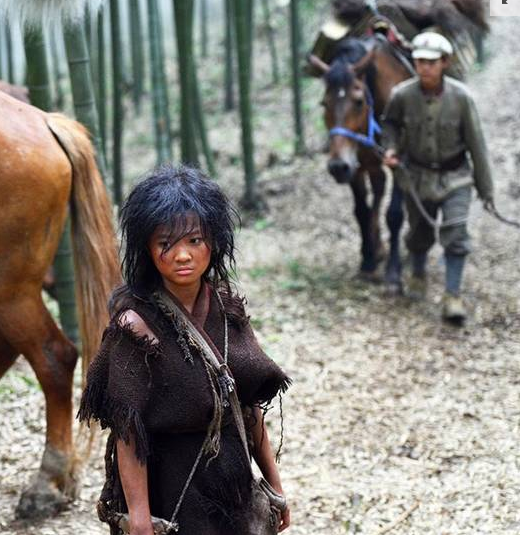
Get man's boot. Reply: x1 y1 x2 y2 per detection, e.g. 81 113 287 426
442 293 467 323
443 254 467 323
407 252 428 300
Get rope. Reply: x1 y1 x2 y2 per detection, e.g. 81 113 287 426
484 201 520 229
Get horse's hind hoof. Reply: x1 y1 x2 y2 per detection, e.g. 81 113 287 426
16 476 71 520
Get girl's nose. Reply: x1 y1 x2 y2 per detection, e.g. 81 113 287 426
175 246 191 262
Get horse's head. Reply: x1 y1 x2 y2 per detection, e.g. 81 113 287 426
310 43 376 184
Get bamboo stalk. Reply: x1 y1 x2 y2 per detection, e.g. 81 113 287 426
289 0 305 155
6 23 14 84
63 22 107 179
110 0 124 207
24 27 52 111
199 0 209 58
191 63 216 176
147 0 173 163
173 0 199 165
232 0 257 207
130 0 145 113
97 7 107 161
49 31 65 109
24 25 78 345
223 0 235 111
261 0 279 85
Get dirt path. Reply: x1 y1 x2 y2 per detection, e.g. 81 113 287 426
1 16 519 535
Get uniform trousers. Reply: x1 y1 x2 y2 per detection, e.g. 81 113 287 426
405 185 472 256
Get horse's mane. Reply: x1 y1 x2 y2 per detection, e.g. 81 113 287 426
0 0 104 27
325 39 368 89
333 0 489 33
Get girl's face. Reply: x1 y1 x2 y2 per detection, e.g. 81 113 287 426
148 216 211 294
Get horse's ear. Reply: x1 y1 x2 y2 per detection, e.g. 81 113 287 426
307 54 330 75
351 50 375 77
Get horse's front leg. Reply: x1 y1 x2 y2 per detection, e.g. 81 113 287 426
385 181 404 294
367 165 387 263
350 170 378 277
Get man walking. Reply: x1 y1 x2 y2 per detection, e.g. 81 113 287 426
382 32 493 323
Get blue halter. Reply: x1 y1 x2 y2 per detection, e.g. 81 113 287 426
329 87 382 149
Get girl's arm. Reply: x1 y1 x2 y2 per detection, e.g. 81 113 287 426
117 436 154 535
250 406 291 532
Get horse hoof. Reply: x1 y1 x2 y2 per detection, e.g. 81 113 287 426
384 281 403 296
356 270 382 284
16 476 71 520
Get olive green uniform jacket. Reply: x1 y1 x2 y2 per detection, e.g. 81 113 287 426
382 76 493 202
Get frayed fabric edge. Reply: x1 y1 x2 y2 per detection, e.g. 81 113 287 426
78 380 150 463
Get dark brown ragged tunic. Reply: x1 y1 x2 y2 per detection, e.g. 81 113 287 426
78 285 290 535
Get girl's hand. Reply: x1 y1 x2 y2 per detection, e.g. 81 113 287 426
129 518 154 535
278 503 291 531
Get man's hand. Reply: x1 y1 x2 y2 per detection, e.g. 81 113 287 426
383 149 400 168
482 197 494 212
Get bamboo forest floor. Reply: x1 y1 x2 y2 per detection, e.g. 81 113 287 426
1 16 520 535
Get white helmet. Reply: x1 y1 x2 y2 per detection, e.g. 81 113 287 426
411 32 453 60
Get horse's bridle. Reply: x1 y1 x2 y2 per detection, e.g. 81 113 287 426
328 85 382 149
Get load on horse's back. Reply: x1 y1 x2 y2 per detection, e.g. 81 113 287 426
0 0 120 520
309 0 488 80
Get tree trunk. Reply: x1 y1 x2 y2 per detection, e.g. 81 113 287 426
232 0 257 207
110 0 124 207
147 0 173 164
173 0 199 165
289 0 305 155
63 22 107 178
24 27 53 111
223 0 235 111
130 0 145 113
261 0 279 85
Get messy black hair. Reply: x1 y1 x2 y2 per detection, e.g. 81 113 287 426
119 164 239 294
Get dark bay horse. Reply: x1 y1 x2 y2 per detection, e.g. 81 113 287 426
310 34 414 291
0 91 120 518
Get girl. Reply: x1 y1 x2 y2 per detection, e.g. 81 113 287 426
79 165 291 535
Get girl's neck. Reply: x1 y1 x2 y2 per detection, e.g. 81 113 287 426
163 279 201 314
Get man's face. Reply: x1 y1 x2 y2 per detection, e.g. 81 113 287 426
414 57 446 89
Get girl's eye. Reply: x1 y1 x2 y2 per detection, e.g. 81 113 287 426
158 241 171 249
191 237 203 245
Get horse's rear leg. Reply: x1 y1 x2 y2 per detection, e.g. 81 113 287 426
0 337 19 378
1 295 78 519
385 182 404 294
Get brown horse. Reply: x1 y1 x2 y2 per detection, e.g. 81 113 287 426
0 91 120 518
310 34 414 291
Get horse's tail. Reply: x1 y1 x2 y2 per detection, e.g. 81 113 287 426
46 113 120 385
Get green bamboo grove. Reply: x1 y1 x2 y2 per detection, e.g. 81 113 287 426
2 0 312 218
